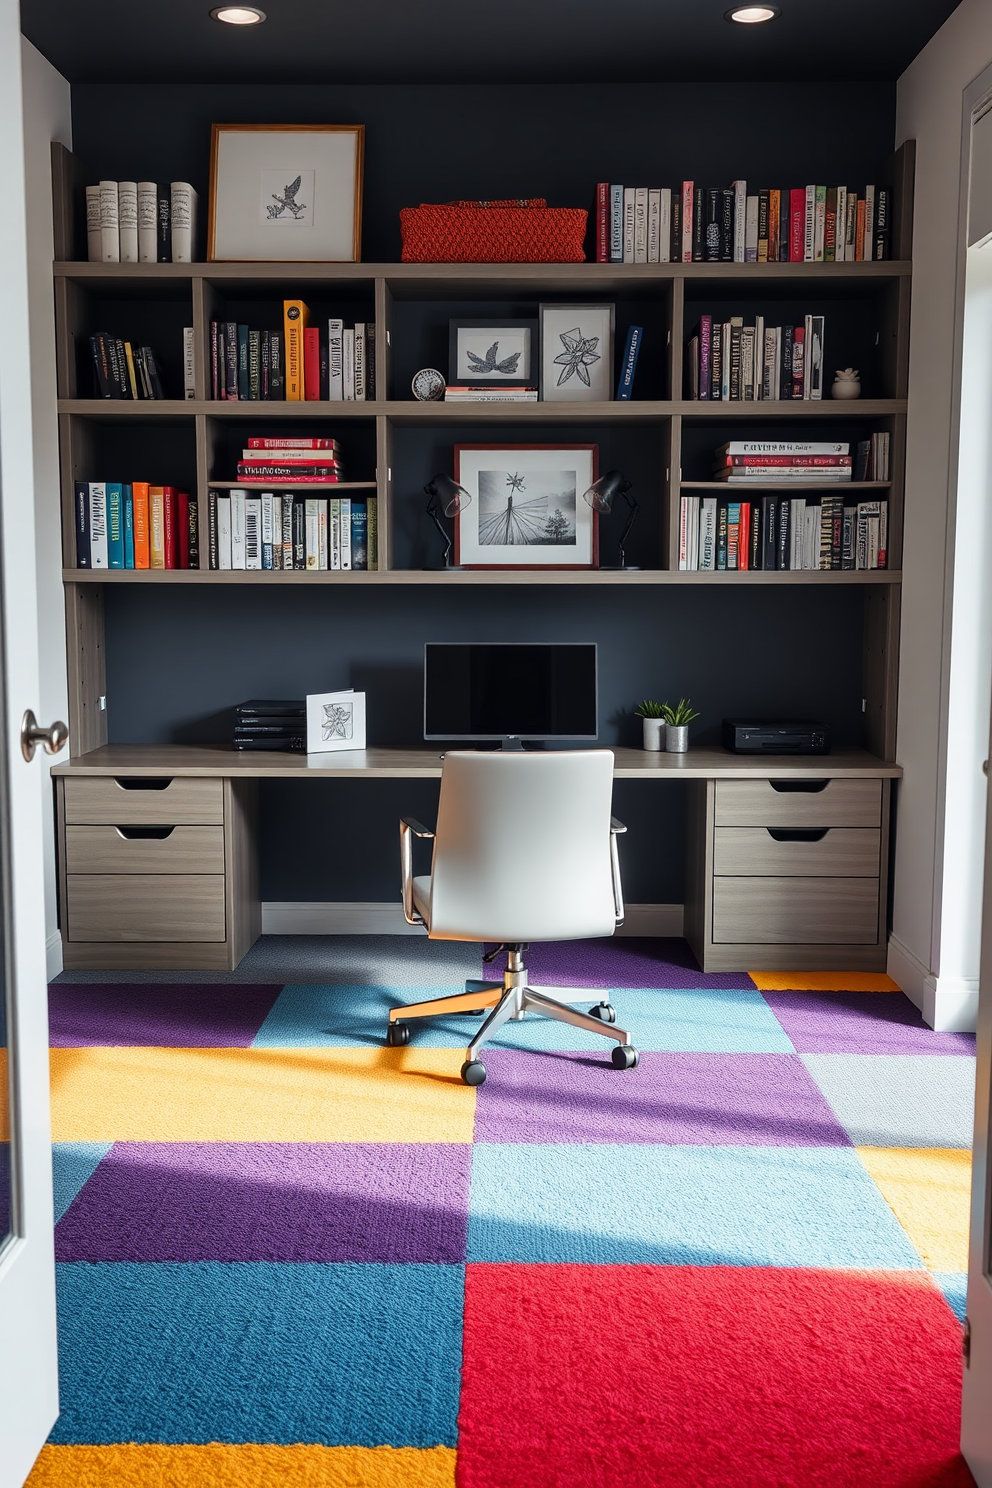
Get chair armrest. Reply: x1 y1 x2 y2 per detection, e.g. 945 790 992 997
401 817 435 838
399 817 434 926
610 817 627 834
609 820 626 927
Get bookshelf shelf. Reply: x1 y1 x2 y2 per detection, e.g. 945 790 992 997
680 480 893 491
57 398 909 420
61 566 902 587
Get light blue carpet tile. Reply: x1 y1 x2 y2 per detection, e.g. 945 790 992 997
800 1054 976 1148
53 1142 112 1222
933 1272 968 1322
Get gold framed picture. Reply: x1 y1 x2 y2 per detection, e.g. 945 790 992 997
207 124 364 262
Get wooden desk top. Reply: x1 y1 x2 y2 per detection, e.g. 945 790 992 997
52 744 902 781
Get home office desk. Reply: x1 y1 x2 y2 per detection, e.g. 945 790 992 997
53 745 902 975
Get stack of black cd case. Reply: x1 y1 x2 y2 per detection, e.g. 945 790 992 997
233 699 306 752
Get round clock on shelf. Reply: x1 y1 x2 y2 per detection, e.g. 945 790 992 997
412 368 446 401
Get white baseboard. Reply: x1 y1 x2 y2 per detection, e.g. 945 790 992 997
261 901 684 939
45 928 63 982
888 933 979 1032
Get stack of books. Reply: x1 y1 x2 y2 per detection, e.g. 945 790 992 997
595 181 890 264
233 700 306 753
89 331 184 400
444 386 538 402
686 315 826 401
210 307 375 401
236 437 343 485
713 440 852 482
206 490 376 572
74 481 197 569
86 180 197 263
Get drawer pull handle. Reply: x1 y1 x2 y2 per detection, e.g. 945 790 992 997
114 777 173 791
114 826 176 840
767 828 828 843
769 780 829 794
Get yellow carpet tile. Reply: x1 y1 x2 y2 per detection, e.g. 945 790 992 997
27 1444 456 1487
49 1046 475 1143
749 971 901 992
856 1146 971 1271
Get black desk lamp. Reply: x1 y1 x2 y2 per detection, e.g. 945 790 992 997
583 470 639 570
424 473 473 569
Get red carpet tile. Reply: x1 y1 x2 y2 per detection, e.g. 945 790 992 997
458 1265 974 1488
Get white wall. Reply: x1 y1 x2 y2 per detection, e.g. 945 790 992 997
19 39 70 980
891 0 992 1029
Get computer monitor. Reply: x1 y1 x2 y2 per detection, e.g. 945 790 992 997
424 642 598 745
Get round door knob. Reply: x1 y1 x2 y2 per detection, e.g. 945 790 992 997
20 710 68 763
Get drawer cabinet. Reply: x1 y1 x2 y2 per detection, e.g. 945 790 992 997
66 874 227 943
64 776 224 826
65 825 226 874
713 827 880 878
712 876 880 945
714 779 881 829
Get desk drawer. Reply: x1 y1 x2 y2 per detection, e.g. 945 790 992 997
64 777 224 826
65 824 226 875
714 779 881 828
66 874 226 942
712 876 879 944
713 827 880 878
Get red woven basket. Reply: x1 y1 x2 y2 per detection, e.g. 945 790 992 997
400 199 588 264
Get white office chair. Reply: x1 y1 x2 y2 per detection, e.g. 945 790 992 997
388 750 639 1085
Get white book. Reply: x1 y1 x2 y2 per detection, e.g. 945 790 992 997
244 497 261 569
863 184 875 262
98 180 119 262
633 188 648 263
88 483 108 568
835 187 847 262
343 329 355 400
623 187 635 263
230 489 246 569
217 496 232 569
329 498 341 570
183 327 196 399
270 495 283 569
318 500 329 569
85 185 101 262
688 495 700 569
805 505 820 569
804 184 816 262
282 497 294 569
647 189 661 264
678 497 690 571
879 500 888 566
170 182 197 262
137 182 158 262
354 324 366 401
813 191 826 262
658 188 671 263
846 191 858 260
261 492 274 569
340 498 352 571
732 179 747 262
327 318 344 399
699 497 717 571
790 498 805 569
764 326 778 400
305 498 319 569
719 441 849 455
744 196 759 263
118 181 138 262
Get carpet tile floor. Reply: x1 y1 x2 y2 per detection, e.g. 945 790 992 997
33 937 976 1487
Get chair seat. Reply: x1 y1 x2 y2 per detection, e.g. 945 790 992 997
413 875 432 922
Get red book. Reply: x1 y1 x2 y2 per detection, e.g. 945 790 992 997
789 188 805 262
246 437 338 449
162 486 178 569
720 455 852 468
738 502 750 570
595 183 609 263
304 327 321 402
177 492 190 569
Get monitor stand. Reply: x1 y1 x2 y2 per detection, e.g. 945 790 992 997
500 737 526 751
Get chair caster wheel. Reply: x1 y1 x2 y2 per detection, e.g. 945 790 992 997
611 1043 639 1070
465 1010 486 1017
386 1021 410 1047
461 1060 487 1086
588 1003 617 1023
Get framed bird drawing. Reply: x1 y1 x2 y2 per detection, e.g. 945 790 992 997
448 319 538 389
208 124 364 261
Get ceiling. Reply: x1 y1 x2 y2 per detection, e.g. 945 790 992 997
21 0 962 85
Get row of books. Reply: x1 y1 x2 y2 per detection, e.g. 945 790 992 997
233 700 306 753
206 491 377 571
678 493 889 571
74 481 198 569
708 438 890 484
88 331 179 400
86 180 197 264
595 182 891 265
235 436 344 484
211 308 375 402
445 386 538 402
687 314 827 401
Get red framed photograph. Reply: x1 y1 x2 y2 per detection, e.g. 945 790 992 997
453 444 599 569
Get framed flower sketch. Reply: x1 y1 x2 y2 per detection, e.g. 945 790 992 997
448 319 538 388
453 445 599 568
539 303 614 401
306 689 367 754
208 124 364 262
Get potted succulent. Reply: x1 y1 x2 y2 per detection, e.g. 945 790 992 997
662 697 699 753
635 700 666 751
831 367 861 400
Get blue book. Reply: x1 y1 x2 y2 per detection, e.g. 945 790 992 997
74 479 90 568
123 484 135 568
615 325 643 401
106 481 125 568
351 500 368 570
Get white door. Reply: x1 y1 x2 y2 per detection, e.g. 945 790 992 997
0 2 63 1481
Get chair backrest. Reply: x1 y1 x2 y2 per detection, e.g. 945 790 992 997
426 750 618 943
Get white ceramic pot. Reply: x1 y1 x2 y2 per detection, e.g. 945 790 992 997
642 716 666 751
666 724 689 753
830 377 861 400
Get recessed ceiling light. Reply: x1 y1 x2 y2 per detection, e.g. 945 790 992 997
725 5 780 21
211 5 266 23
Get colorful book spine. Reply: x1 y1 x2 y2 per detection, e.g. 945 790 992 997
283 300 309 401
615 326 643 402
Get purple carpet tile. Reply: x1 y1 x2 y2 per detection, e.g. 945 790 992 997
483 938 755 991
48 983 283 1047
472 1049 851 1145
764 993 978 1055
54 1142 472 1262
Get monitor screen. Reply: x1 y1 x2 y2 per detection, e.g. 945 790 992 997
424 642 598 741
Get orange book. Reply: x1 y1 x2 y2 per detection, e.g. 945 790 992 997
767 190 781 263
283 299 310 401
855 198 866 261
149 486 165 569
132 482 150 568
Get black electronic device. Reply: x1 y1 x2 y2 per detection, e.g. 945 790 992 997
722 718 831 755
424 642 597 746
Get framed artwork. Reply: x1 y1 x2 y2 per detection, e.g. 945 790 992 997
539 303 614 401
448 319 538 388
208 124 364 262
453 444 598 569
306 689 367 754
